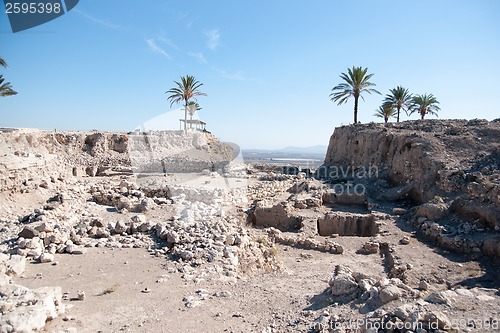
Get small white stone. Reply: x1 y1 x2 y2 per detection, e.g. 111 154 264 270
77 290 85 300
39 252 54 263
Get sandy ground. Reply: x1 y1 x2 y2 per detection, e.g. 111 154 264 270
16 245 381 333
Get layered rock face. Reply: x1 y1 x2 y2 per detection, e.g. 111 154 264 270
0 129 235 191
128 131 234 174
324 120 500 203
323 119 499 204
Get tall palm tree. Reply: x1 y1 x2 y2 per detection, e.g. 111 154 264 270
409 94 440 119
0 75 17 97
166 75 207 132
373 103 395 123
330 66 380 124
383 86 412 122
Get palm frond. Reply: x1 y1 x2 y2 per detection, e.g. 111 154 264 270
0 75 17 97
362 87 381 95
166 75 207 107
187 101 202 116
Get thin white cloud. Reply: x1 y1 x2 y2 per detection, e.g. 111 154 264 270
177 13 200 29
204 29 220 50
74 9 122 30
188 52 207 64
158 36 179 50
146 39 172 60
221 70 245 81
213 67 246 81
212 67 266 85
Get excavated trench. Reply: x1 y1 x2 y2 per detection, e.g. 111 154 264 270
252 202 379 237
316 212 378 237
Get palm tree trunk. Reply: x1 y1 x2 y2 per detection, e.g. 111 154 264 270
353 95 359 124
184 101 188 132
396 106 401 122
421 111 425 120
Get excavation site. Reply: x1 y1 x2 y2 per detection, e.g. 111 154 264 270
1 119 499 333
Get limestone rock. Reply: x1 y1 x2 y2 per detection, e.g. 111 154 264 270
39 253 55 263
423 311 452 330
419 280 430 291
18 226 39 239
328 265 358 296
6 255 26 277
399 236 411 245
425 290 455 305
166 230 180 245
183 295 201 308
114 220 127 234
77 290 85 300
0 285 64 333
379 284 403 303
415 202 448 221
392 207 408 215
361 241 379 254
0 272 11 287
1 304 48 333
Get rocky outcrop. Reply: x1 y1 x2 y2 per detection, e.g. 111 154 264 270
326 264 416 304
322 119 500 204
0 129 235 192
128 131 233 174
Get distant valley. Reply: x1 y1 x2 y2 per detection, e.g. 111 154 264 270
242 145 327 168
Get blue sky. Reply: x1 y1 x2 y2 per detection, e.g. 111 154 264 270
1 0 499 149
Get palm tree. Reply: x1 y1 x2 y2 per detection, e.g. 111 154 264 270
187 101 201 120
373 103 395 123
186 101 202 129
0 75 17 97
166 75 207 132
330 66 381 124
383 86 412 122
408 94 440 119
